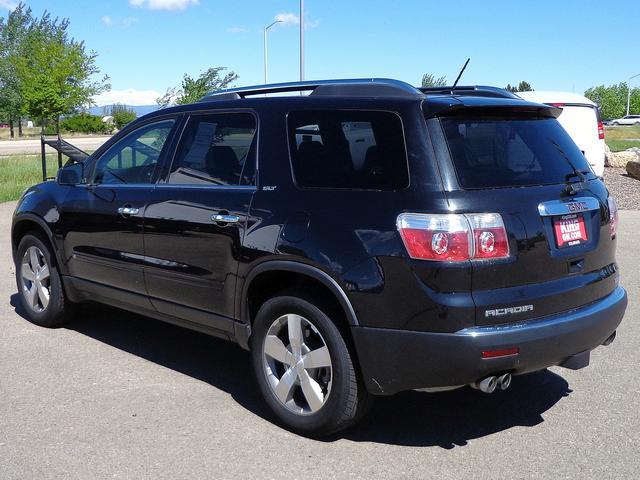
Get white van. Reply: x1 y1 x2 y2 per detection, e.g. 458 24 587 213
517 91 605 176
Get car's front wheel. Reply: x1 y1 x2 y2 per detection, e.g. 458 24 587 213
251 293 371 436
15 233 74 327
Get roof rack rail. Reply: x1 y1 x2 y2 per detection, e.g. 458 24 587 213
199 78 423 102
419 85 518 99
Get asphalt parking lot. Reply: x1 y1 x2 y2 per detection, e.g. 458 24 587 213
1 200 638 480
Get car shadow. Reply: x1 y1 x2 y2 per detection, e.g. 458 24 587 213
10 294 572 448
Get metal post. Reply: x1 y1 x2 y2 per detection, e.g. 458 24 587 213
627 73 640 116
40 135 47 181
57 134 62 170
263 20 282 85
300 0 304 82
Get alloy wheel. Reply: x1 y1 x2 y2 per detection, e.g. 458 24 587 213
20 246 51 313
262 313 333 415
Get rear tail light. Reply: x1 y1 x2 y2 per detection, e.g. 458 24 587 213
608 196 618 238
467 213 510 259
598 121 605 140
397 213 510 261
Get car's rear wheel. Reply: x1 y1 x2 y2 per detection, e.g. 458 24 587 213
251 293 371 436
16 233 74 327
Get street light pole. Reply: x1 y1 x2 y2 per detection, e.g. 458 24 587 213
627 73 640 116
300 0 304 81
263 20 282 85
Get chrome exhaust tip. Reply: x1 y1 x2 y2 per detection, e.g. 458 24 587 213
472 376 498 394
497 373 512 391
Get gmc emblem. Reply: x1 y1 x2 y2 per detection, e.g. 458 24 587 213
485 305 534 317
567 201 589 213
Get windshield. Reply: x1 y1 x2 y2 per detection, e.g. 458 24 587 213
440 115 594 189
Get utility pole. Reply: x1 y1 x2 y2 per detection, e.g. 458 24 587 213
300 0 305 82
627 73 640 116
263 20 282 85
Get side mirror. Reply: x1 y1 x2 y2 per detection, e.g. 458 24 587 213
56 163 84 185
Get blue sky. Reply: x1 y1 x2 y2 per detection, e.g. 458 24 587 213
2 0 639 105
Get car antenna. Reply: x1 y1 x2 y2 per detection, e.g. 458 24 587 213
451 58 470 93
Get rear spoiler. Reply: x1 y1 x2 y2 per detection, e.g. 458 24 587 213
422 98 563 119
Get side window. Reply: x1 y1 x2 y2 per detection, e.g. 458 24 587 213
168 113 257 186
288 110 408 190
92 119 175 185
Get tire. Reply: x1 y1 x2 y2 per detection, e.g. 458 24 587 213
15 233 74 327
250 293 371 436
612 122 619 126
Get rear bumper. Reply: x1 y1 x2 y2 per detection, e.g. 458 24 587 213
351 286 627 395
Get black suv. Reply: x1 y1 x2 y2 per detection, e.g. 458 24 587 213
12 79 627 436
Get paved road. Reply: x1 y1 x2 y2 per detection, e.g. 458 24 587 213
0 201 638 479
0 136 110 156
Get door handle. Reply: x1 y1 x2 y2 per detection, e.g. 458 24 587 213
212 213 240 224
117 206 140 217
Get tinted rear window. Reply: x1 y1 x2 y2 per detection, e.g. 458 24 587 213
288 110 409 190
441 116 594 189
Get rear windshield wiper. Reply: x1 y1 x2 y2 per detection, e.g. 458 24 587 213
552 141 589 194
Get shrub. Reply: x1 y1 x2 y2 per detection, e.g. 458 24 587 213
61 113 107 134
110 104 137 129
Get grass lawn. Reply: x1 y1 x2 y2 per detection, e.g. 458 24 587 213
0 154 61 202
605 125 640 151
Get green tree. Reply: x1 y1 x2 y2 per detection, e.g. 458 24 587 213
506 81 534 92
109 103 137 129
13 10 109 133
157 67 238 107
421 73 447 88
584 83 640 119
0 3 34 138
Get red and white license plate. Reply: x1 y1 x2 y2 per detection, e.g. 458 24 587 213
553 213 588 248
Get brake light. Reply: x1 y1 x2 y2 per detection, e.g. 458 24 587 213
549 103 565 108
598 121 605 140
397 213 509 261
608 196 618 238
396 214 470 261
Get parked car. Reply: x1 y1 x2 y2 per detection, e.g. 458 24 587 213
610 114 640 126
517 91 606 176
0 123 10 128
12 79 627 436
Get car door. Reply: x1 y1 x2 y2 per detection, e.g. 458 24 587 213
143 111 257 329
58 117 179 306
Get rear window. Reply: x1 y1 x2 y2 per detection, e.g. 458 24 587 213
288 110 409 190
441 116 594 189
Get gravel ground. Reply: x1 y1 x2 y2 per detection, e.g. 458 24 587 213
603 167 639 210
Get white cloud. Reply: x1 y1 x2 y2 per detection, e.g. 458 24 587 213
103 15 139 28
129 0 199 11
273 12 319 29
93 88 163 106
121 16 139 27
0 0 18 10
275 12 299 26
226 27 248 34
305 19 321 29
